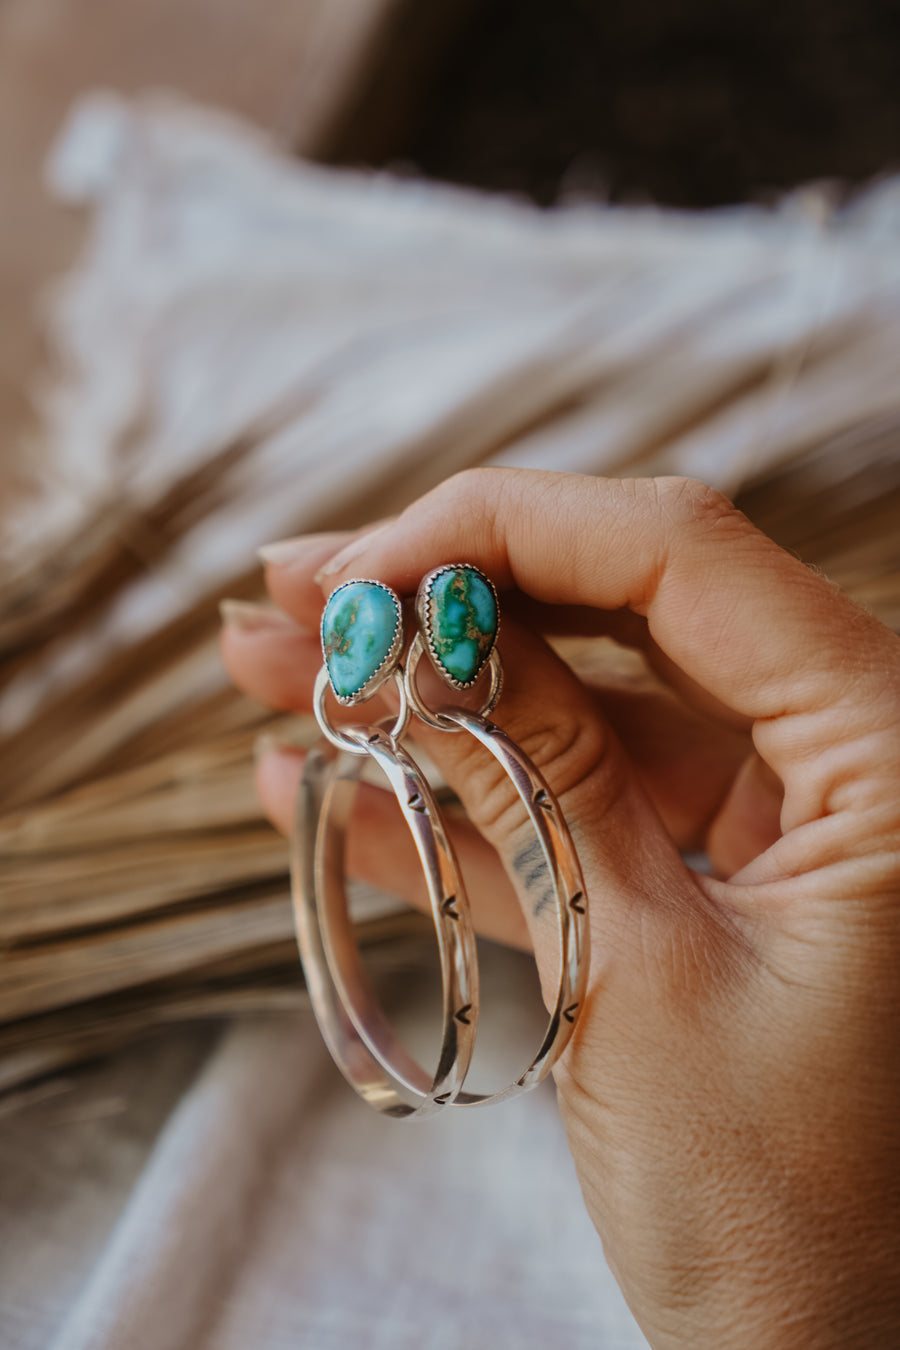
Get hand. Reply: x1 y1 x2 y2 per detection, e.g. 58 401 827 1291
223 470 900 1350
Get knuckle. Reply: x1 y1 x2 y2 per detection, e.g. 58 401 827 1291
411 467 511 558
426 466 504 514
651 476 739 531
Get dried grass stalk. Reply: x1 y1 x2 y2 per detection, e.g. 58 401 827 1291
0 96 898 1097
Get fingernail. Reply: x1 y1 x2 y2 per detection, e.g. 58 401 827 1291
219 599 298 635
314 522 392 584
257 538 312 566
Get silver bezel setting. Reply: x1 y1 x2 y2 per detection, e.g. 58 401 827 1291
415 563 500 691
321 578 404 706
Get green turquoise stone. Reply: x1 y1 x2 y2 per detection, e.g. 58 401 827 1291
427 566 497 685
322 581 399 700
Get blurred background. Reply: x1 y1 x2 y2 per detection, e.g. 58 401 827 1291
0 4 898 1346
5 0 900 464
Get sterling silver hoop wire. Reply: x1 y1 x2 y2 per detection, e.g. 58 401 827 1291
317 708 590 1106
314 563 590 1106
292 720 480 1118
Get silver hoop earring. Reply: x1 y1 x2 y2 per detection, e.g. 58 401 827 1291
292 579 479 1118
413 564 589 1102
319 564 590 1107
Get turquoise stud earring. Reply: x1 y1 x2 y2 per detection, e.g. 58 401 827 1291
416 563 499 689
321 579 403 704
405 564 503 730
315 579 408 750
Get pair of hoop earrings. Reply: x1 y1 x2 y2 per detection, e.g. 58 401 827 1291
290 564 589 1119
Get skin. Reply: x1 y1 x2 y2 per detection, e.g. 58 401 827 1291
222 470 900 1350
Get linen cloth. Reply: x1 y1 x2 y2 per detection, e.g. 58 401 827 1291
2 954 649 1350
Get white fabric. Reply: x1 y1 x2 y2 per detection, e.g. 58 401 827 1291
5 93 899 742
3 958 648 1349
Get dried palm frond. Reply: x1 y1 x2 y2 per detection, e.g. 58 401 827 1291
0 95 897 1097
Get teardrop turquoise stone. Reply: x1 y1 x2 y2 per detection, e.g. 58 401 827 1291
426 567 497 686
322 581 399 700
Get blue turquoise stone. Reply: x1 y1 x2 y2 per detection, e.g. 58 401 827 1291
322 581 399 700
427 567 497 685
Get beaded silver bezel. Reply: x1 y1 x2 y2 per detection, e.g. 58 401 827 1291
321 578 404 706
415 563 500 691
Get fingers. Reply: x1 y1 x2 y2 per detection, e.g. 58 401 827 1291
398 618 691 968
286 470 900 844
242 604 694 984
706 753 785 877
238 496 759 1026
256 746 529 949
256 530 361 613
222 599 755 859
220 604 319 711
589 680 757 861
260 525 393 631
221 600 399 727
259 529 746 729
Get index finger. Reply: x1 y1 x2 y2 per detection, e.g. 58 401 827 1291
313 469 900 834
